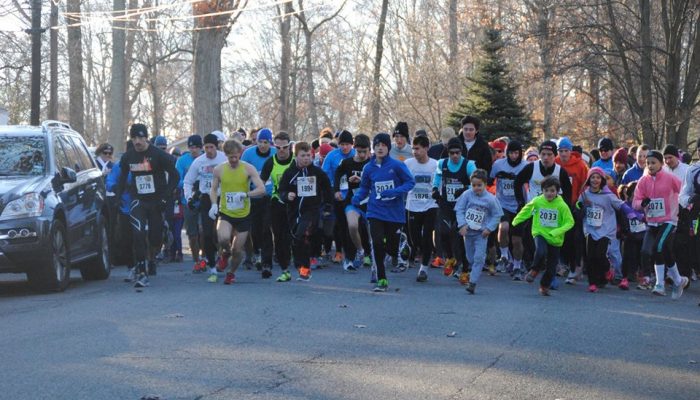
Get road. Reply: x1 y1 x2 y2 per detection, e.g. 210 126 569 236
1 258 699 400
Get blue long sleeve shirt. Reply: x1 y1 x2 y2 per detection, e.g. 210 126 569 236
322 148 355 187
352 155 415 223
106 160 132 214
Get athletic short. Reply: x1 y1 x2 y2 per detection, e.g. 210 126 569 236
184 206 200 236
344 204 366 219
218 213 251 233
500 209 522 235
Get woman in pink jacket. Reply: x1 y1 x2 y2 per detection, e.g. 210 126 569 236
632 150 689 299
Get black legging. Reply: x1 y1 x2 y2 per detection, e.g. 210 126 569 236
622 234 647 279
249 196 273 267
641 223 676 267
198 195 218 268
369 218 402 281
407 209 437 266
270 199 291 270
129 199 163 265
290 210 319 269
437 207 466 268
585 236 610 286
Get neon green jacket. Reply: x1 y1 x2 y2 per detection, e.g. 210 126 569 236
512 194 574 247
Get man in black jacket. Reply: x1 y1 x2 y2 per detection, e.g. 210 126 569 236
458 115 493 174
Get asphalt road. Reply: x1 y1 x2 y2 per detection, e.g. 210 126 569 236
1 258 699 400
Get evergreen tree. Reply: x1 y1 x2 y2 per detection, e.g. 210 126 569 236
447 28 532 144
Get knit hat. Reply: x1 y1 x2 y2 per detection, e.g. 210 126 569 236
489 140 507 152
647 150 663 163
558 137 573 151
154 136 168 147
598 137 614 151
415 129 428 138
129 123 148 138
319 143 333 157
187 134 203 147
373 132 392 151
236 127 247 138
338 130 353 144
447 137 463 151
506 140 523 153
354 134 371 148
212 130 226 142
539 140 558 156
587 166 606 182
613 147 628 164
257 128 273 142
203 133 218 146
393 122 409 140
525 147 539 160
662 144 679 158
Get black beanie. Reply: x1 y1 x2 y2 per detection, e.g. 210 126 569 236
539 140 558 156
415 129 428 138
393 122 409 140
373 132 392 151
447 137 463 151
598 137 614 151
338 130 353 144
506 140 522 153
129 123 148 138
662 144 679 158
647 150 663 163
203 133 218 146
354 134 371 149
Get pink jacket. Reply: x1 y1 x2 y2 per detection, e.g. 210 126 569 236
632 169 681 225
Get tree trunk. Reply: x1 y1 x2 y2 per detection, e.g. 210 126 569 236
193 28 227 135
448 0 458 74
302 29 319 136
370 0 390 133
638 0 655 146
48 1 58 120
108 0 126 149
589 69 599 138
123 0 139 131
66 0 85 135
278 1 293 132
148 1 161 136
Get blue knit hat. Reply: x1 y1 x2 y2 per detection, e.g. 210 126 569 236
154 136 167 147
373 132 391 151
558 137 573 151
257 128 273 142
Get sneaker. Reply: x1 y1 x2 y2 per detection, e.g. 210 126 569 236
343 261 358 273
618 278 629 290
373 278 388 292
147 260 157 276
605 268 614 283
124 267 135 283
488 264 496 276
651 284 666 296
353 253 363 269
390 263 407 273
310 257 319 270
297 266 311 281
134 273 149 288
254 255 262 271
431 256 444 268
671 276 689 300
416 270 428 282
539 286 550 296
216 254 229 273
496 256 508 273
443 258 456 276
207 273 218 283
370 269 378 283
588 284 598 293
224 272 235 285
466 282 476 295
636 276 651 290
459 271 469 285
512 269 523 281
525 269 539 283
192 260 207 273
565 278 576 285
363 255 372 267
243 258 253 270
276 270 291 282
261 266 272 279
333 252 343 263
550 278 560 290
692 270 698 282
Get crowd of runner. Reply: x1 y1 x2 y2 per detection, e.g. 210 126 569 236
94 117 700 302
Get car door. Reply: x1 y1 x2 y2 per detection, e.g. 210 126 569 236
52 136 84 257
66 134 103 255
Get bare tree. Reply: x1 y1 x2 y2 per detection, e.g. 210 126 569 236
66 0 85 135
109 0 127 149
370 0 389 132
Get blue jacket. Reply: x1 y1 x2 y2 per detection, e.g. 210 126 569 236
175 151 196 203
241 146 276 195
621 163 644 184
106 160 132 214
352 155 415 223
322 148 355 186
592 158 616 181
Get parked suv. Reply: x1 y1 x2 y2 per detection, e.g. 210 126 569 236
0 121 110 291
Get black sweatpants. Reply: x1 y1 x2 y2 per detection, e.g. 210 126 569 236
585 236 610 286
532 235 559 289
290 210 319 269
369 218 402 281
271 199 291 270
129 199 164 264
250 196 273 267
198 195 218 268
407 209 437 266
622 234 646 279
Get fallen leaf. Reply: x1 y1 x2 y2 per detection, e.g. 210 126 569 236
166 313 184 318
354 324 367 329
338 304 348 308
447 331 457 337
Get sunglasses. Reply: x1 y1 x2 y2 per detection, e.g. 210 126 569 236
102 151 112 155
275 144 291 150
449 150 461 155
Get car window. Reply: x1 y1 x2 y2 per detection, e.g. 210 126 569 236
67 135 96 171
58 136 83 172
53 137 71 171
0 135 46 176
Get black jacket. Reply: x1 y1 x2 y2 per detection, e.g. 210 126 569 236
458 133 493 174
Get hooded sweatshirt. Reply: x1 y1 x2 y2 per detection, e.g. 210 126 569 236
578 167 638 241
351 154 415 223
278 161 333 218
454 188 503 234
556 151 589 205
512 194 574 247
632 168 681 226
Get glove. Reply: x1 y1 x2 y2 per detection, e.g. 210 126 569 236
208 203 218 220
380 189 398 199
641 198 651 207
453 188 466 199
431 187 442 200
160 198 168 211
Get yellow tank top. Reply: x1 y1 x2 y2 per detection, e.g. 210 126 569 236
219 162 251 218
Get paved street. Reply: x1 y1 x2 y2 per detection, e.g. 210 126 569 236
1 258 699 400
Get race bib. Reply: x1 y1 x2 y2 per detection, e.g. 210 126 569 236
586 205 603 227
297 176 317 197
200 174 213 192
500 179 514 197
135 174 155 194
629 218 647 233
445 183 464 202
647 198 665 218
225 192 245 210
465 208 485 230
339 175 349 191
538 208 559 228
375 180 394 199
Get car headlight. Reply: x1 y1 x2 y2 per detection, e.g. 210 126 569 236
0 193 45 221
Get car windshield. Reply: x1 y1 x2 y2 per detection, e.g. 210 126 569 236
0 136 46 176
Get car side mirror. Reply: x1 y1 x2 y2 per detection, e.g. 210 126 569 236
59 167 77 183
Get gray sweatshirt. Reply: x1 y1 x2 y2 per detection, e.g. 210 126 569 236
454 188 503 234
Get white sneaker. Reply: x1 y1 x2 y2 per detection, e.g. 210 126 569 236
671 276 689 300
652 285 666 296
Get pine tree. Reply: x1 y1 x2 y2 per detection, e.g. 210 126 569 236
447 28 532 144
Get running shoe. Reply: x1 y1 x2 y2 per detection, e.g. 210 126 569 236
310 257 319 270
512 269 523 281
333 252 343 263
134 273 149 288
488 263 496 276
207 273 218 283
353 253 363 269
343 261 358 273
261 266 272 279
443 258 456 276
525 269 538 283
363 255 372 267
466 282 476 295
416 270 428 282
370 268 378 283
459 271 469 285
539 286 550 296
550 278 560 290
636 276 651 290
496 256 508 273
276 270 291 282
588 284 598 293
216 254 229 273
431 256 444 268
618 278 629 290
565 271 577 285
192 259 207 273
124 267 135 283
373 278 388 292
390 263 407 273
651 284 666 296
224 272 235 285
297 266 311 281
671 276 689 300
254 254 262 271
605 268 615 283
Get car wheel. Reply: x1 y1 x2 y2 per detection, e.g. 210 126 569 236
27 219 71 292
79 219 111 280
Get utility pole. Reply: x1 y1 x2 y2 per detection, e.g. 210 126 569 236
28 0 44 125
49 0 58 120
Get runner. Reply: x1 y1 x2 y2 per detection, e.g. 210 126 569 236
240 128 276 277
663 145 690 181
176 135 204 265
116 123 179 288
278 142 334 282
390 122 413 161
183 133 227 281
457 115 493 173
323 130 356 265
592 137 617 180
405 135 439 282
208 139 266 284
621 144 649 184
334 134 372 272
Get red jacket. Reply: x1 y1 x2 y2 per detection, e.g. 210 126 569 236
556 152 589 205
